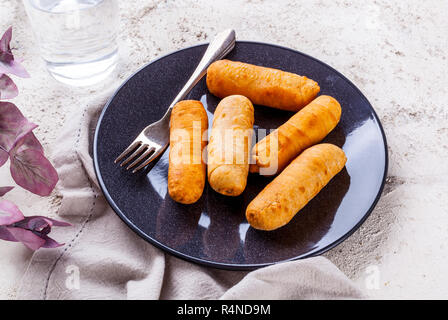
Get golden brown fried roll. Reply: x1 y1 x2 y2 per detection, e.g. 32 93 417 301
250 95 341 175
207 95 254 196
206 60 320 111
246 143 347 231
168 100 208 204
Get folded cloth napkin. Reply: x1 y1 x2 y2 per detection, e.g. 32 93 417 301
17 95 365 300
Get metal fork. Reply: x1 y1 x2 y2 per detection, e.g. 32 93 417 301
114 29 236 173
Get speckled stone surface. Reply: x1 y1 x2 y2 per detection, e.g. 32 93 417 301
1 0 447 299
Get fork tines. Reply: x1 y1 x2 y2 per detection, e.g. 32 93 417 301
114 142 156 173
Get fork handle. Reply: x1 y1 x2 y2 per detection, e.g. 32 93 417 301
166 29 236 111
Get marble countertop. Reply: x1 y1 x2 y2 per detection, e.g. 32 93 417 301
1 0 447 299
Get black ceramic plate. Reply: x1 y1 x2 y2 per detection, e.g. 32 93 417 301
93 42 388 270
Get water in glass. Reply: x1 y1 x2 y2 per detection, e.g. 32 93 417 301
23 0 119 86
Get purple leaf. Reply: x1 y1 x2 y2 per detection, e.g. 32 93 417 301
10 148 59 196
0 199 70 250
14 215 70 248
0 112 58 196
14 215 71 230
0 186 14 196
0 102 37 154
9 132 57 195
0 226 17 241
0 27 13 64
0 73 18 99
0 27 30 78
0 59 30 78
0 199 24 225
11 131 43 154
0 149 7 167
40 234 65 248
2 227 46 250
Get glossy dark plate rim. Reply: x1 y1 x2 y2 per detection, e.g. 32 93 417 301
93 41 389 271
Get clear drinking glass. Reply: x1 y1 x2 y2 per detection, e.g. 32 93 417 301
22 0 119 86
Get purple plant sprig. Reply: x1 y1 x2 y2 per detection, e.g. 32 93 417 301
0 26 66 250
0 27 30 79
0 200 70 250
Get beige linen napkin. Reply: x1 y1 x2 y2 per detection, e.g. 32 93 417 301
17 96 365 300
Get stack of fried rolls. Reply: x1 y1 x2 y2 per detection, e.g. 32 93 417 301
167 60 346 231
